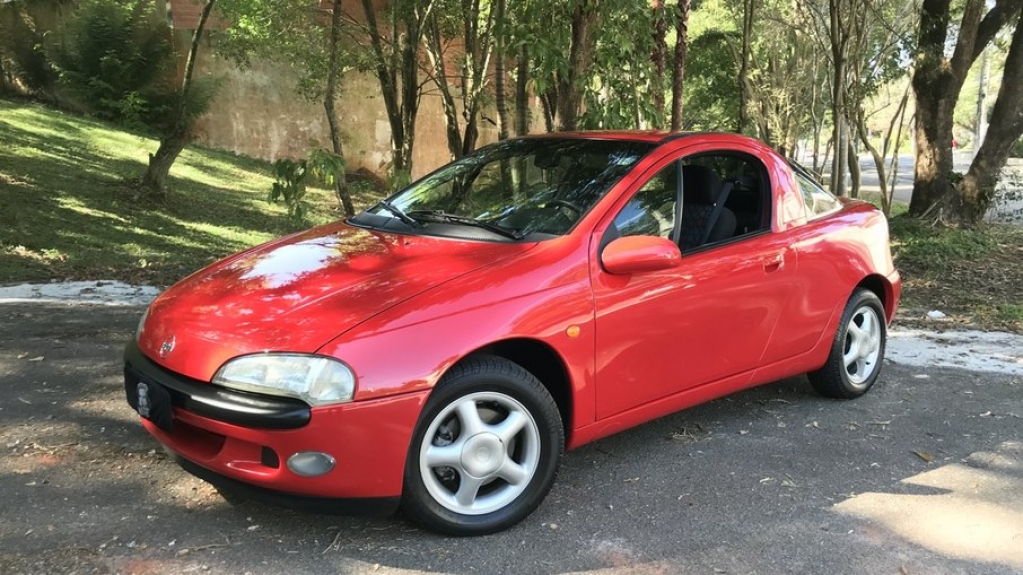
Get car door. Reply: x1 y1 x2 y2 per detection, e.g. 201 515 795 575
591 149 796 420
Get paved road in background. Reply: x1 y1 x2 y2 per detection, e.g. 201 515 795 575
2 304 1021 575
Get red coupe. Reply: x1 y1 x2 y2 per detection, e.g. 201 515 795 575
125 132 900 535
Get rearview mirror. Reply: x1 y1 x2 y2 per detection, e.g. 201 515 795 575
601 236 681 274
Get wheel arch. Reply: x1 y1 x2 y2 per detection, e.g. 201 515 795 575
855 274 895 322
455 338 575 447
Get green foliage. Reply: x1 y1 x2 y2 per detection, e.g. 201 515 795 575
49 0 174 129
684 30 741 131
269 149 345 221
579 1 662 129
0 4 58 98
889 215 996 266
215 0 352 103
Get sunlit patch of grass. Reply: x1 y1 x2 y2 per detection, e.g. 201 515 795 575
0 98 381 286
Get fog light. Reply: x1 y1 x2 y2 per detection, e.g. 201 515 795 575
287 452 336 477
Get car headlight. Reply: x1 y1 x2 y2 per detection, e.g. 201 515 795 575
136 307 150 342
212 354 356 406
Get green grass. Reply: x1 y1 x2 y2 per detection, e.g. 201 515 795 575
0 99 381 286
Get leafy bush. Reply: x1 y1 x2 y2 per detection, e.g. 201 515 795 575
269 149 346 221
49 0 174 128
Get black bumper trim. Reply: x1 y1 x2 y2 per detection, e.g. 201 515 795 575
124 340 311 430
172 453 401 517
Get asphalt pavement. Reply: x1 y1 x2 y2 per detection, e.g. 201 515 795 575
1 304 1021 575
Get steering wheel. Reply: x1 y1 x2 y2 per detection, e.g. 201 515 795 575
548 199 583 219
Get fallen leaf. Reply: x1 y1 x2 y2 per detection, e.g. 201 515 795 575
27 356 44 362
913 450 934 463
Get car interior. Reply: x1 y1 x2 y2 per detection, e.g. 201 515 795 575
606 152 772 255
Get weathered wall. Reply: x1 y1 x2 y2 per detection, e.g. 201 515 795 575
186 34 499 180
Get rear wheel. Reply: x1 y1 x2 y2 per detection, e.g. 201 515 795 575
402 356 563 536
808 288 886 399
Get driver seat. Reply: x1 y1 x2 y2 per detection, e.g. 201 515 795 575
679 165 737 250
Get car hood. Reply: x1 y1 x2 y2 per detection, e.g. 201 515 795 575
139 222 537 381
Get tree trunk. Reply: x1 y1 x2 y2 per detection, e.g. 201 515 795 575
737 0 754 133
954 12 1023 226
847 132 860 198
494 0 509 140
828 0 848 197
651 0 667 121
556 0 597 131
137 0 216 200
669 0 689 131
514 44 530 136
908 0 1021 217
424 18 464 160
325 0 353 216
361 0 433 181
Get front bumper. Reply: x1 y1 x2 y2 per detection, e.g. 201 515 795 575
123 340 429 508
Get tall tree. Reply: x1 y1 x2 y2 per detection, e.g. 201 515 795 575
359 0 434 183
908 0 1022 218
651 0 668 119
423 0 496 159
670 0 690 130
324 0 353 215
954 12 1023 225
136 0 216 200
737 0 755 133
556 0 598 131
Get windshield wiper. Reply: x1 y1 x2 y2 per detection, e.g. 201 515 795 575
377 199 421 228
408 210 526 240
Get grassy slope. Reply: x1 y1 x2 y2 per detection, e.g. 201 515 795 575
0 99 380 286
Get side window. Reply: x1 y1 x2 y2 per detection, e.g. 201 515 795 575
678 153 771 251
612 163 678 238
796 172 841 219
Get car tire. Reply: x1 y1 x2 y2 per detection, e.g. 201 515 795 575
402 355 563 536
808 288 887 399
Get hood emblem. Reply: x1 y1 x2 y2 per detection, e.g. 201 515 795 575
159 335 176 359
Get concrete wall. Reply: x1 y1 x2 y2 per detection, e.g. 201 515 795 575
187 36 500 180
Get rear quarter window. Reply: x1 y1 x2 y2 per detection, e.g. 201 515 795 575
795 172 841 219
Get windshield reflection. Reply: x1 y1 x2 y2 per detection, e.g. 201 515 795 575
354 138 655 239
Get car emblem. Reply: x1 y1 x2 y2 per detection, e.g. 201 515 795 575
159 335 176 358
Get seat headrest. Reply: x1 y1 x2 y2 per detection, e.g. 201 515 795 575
682 165 722 205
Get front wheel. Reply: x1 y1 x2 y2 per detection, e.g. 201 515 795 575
808 288 887 399
402 356 564 535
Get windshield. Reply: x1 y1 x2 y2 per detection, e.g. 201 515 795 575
350 138 654 241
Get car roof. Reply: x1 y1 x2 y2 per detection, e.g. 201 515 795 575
517 130 751 145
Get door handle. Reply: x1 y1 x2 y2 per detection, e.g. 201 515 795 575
763 253 785 273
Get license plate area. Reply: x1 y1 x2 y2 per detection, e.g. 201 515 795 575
134 378 174 432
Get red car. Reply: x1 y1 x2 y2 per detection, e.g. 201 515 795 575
125 132 900 535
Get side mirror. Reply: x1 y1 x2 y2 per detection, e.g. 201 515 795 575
601 236 682 274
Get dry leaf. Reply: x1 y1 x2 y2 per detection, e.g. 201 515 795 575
913 450 934 463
